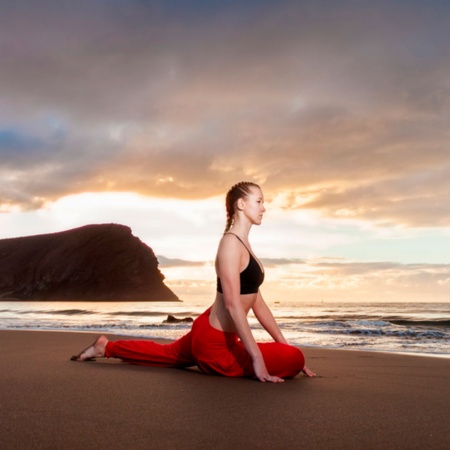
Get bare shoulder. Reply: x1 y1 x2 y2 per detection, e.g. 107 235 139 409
217 234 243 277
217 233 242 259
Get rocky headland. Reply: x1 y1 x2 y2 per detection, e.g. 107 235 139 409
0 224 179 301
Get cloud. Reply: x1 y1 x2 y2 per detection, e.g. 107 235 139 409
159 254 450 302
279 259 450 301
1 0 450 227
260 258 307 267
157 256 206 268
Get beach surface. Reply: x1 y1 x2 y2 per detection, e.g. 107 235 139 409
1 330 449 450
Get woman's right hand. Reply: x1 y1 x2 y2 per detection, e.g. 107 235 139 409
302 365 316 377
253 355 284 383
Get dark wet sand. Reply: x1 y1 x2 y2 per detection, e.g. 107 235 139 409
1 330 449 449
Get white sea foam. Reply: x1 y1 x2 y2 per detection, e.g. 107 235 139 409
1 301 449 357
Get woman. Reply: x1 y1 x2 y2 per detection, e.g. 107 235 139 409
71 182 315 382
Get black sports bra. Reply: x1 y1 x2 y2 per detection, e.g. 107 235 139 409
217 233 264 295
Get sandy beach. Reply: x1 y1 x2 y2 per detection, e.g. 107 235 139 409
1 330 449 450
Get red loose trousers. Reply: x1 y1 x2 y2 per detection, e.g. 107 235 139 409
105 308 305 379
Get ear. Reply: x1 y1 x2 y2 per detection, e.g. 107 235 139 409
237 198 245 211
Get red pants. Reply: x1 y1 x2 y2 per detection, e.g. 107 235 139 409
106 308 305 379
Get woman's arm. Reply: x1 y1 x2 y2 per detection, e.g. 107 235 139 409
253 293 316 377
252 293 287 344
217 236 283 383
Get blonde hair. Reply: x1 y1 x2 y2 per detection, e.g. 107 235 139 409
224 181 261 233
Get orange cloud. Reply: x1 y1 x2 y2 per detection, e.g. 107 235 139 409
1 0 450 229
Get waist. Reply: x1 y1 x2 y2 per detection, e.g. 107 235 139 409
208 295 255 333
193 308 237 339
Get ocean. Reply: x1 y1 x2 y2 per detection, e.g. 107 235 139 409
1 300 449 358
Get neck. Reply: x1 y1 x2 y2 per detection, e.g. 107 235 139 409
228 220 252 239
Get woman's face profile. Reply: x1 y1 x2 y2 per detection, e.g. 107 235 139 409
241 187 266 225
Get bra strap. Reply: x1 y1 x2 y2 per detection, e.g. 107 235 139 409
224 232 251 254
225 232 264 275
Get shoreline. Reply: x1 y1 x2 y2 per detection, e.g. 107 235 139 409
1 329 450 449
2 301 449 357
1 326 449 360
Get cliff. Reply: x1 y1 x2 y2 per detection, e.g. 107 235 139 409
0 224 179 301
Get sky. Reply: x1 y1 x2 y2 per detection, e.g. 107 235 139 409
1 0 450 303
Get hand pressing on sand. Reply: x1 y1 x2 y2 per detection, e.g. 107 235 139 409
302 365 316 377
253 355 285 383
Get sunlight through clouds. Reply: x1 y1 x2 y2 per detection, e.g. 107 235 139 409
1 0 450 303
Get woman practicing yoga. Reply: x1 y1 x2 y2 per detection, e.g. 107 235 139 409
71 182 315 382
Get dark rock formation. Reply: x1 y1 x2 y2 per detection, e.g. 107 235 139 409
163 314 194 324
0 224 179 301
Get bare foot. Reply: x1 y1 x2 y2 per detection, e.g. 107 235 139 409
70 336 108 361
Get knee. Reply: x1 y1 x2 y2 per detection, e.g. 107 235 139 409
294 346 305 372
285 345 305 377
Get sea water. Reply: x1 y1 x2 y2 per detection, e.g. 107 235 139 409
0 300 449 357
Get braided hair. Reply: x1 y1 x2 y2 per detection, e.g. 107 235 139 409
223 181 261 234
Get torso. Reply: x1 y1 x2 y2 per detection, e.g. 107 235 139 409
209 233 264 332
216 234 264 295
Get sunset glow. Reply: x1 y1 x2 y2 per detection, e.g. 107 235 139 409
1 0 450 302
